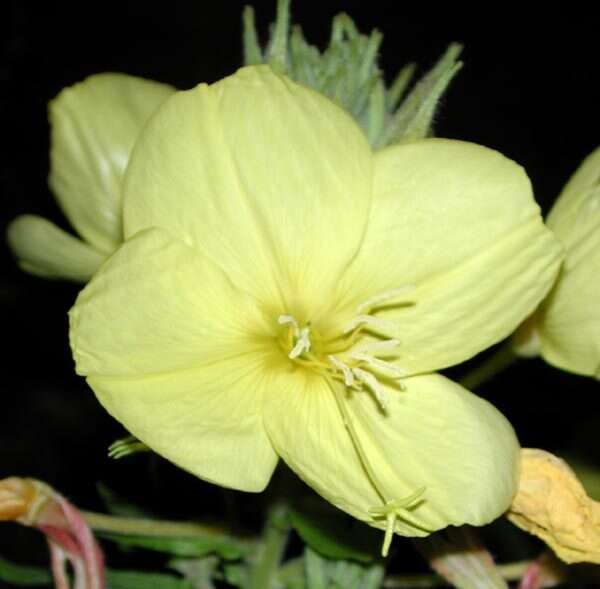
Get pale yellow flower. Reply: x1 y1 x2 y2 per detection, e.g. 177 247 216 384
7 73 174 282
514 147 600 376
69 66 561 551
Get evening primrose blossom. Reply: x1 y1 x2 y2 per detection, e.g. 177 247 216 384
7 73 174 282
70 66 562 552
513 147 600 377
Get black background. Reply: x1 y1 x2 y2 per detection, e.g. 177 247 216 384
2 0 600 577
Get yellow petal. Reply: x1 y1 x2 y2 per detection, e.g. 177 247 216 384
69 226 278 491
50 73 175 253
70 227 269 378
507 449 600 564
263 370 519 536
335 139 562 375
534 147 600 377
123 65 373 313
87 358 278 492
545 146 600 242
7 214 106 282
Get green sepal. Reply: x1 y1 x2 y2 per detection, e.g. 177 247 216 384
377 43 463 146
242 6 262 65
243 3 462 147
266 0 291 73
289 495 381 563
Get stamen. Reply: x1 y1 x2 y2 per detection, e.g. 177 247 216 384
352 367 389 410
278 314 299 335
349 352 408 377
357 285 416 313
328 355 355 386
289 326 311 359
344 315 398 335
279 314 313 360
354 339 401 354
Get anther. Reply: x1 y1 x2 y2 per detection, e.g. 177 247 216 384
278 314 299 334
352 367 389 410
328 355 355 386
289 326 311 359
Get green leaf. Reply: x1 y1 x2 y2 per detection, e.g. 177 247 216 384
0 556 52 586
100 531 249 560
222 562 248 588
106 569 192 589
304 549 384 589
289 496 381 563
277 557 306 589
168 556 219 589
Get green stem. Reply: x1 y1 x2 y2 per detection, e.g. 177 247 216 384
460 341 518 390
82 511 255 551
83 511 230 537
383 561 531 588
247 504 290 589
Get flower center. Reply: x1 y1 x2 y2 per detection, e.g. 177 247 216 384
277 285 428 554
278 284 415 410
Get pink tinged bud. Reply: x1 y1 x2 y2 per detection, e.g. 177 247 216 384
0 477 104 589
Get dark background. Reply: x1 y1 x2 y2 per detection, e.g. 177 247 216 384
2 0 600 576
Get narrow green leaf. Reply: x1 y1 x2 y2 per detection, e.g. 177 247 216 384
0 556 52 586
106 569 192 589
100 531 249 560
